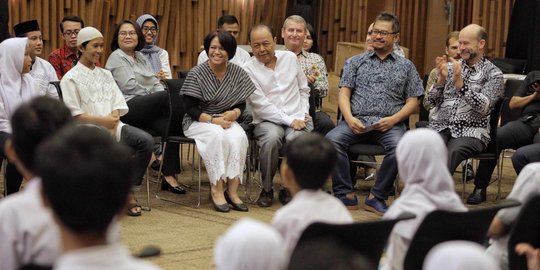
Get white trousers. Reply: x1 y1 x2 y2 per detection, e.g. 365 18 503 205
185 121 248 185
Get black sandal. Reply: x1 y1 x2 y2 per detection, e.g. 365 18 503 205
127 200 142 216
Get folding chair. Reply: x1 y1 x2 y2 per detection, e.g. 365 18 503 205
498 79 525 177
508 194 540 270
291 212 416 270
403 199 520 270
49 81 62 101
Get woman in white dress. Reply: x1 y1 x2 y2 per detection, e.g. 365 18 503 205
181 30 256 212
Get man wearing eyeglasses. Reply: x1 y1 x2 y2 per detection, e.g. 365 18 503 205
197 15 251 66
425 24 504 204
326 12 423 215
48 16 86 79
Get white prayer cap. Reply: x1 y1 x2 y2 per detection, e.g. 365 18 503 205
423 241 499 270
214 218 287 270
77 27 103 46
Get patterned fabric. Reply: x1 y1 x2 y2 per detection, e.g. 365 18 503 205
47 44 79 80
426 58 504 146
297 50 329 98
180 61 256 129
339 51 424 126
29 57 59 98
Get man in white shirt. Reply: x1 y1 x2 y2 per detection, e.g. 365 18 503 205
0 97 73 270
197 15 251 66
13 20 59 98
243 24 312 207
272 133 352 255
36 125 161 270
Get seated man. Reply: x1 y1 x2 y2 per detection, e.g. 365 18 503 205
0 97 72 269
511 142 540 175
36 125 161 270
13 20 59 98
469 71 540 204
272 133 353 255
244 24 312 207
425 24 504 201
48 15 84 79
326 12 423 215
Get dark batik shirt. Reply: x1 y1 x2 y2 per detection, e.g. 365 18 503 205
426 58 504 146
339 51 424 126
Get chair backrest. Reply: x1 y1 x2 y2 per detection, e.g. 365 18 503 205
508 194 540 270
162 79 186 137
292 212 416 269
176 70 189 79
49 81 62 101
403 199 521 270
483 98 504 155
501 79 524 126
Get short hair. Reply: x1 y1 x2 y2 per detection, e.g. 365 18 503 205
445 31 460 47
283 133 337 190
305 23 319 54
477 26 488 41
11 96 73 173
283 15 306 30
203 30 237 60
217 15 239 28
248 24 274 42
36 125 134 234
374 11 400 33
59 16 84 33
110 20 145 52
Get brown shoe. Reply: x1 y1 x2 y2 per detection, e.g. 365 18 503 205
256 189 274 207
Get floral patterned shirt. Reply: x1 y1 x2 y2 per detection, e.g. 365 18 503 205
297 50 329 98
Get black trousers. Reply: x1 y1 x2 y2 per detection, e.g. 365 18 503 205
474 119 540 187
439 129 485 175
0 132 23 195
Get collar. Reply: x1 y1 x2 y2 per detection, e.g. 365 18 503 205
62 43 78 58
367 50 396 61
462 57 485 72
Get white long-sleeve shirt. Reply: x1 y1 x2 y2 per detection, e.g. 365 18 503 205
243 50 310 126
29 57 60 99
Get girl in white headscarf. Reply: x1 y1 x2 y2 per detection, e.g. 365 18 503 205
0 37 39 194
486 162 540 270
214 218 287 270
383 129 467 270
423 240 499 270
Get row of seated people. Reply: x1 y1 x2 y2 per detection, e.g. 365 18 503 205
1 97 539 270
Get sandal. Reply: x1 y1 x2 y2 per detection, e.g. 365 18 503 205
127 199 142 217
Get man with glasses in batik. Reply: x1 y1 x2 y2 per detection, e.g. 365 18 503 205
48 16 90 79
326 12 423 215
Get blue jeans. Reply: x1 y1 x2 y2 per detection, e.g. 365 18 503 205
326 121 406 200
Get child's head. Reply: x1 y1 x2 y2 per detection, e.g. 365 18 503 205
36 125 134 235
282 133 337 190
8 96 72 174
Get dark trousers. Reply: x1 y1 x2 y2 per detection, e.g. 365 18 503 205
475 119 540 187
121 91 180 176
0 132 23 195
439 129 485 174
313 111 335 135
326 121 406 200
512 143 540 174
120 125 154 188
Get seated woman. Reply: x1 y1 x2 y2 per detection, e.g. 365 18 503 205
0 37 39 195
383 129 467 270
136 14 172 80
487 162 540 270
181 30 255 212
105 20 184 194
61 26 154 217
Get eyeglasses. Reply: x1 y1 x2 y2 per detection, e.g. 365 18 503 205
142 27 158 34
63 30 80 37
370 29 397 38
119 31 137 38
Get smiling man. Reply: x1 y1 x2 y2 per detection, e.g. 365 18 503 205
425 24 504 204
13 20 59 99
48 16 85 79
325 12 423 215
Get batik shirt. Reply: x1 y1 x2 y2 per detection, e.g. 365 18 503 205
339 51 424 126
297 50 329 98
426 58 504 146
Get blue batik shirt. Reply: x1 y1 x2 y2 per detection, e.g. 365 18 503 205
339 51 424 126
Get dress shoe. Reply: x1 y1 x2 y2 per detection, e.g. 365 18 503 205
278 187 292 205
209 194 231 212
256 189 274 207
466 187 486 205
161 180 186 194
224 190 249 212
465 163 475 181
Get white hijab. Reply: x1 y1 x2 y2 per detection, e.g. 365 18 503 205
423 241 499 270
384 129 466 238
0 37 38 132
498 162 540 224
214 218 287 270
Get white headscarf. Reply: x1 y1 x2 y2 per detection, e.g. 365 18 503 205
384 129 467 238
423 241 499 270
214 218 287 270
498 162 540 224
0 37 38 132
